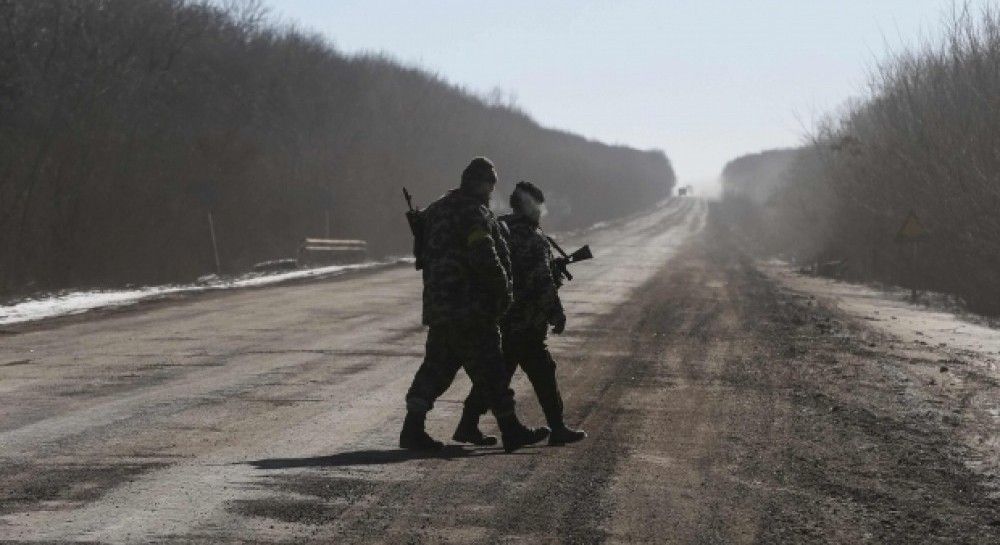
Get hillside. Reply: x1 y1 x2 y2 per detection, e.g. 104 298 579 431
0 0 675 297
719 148 798 206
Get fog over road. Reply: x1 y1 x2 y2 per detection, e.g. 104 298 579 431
1 199 997 544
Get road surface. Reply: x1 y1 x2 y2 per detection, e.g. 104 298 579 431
1 199 997 544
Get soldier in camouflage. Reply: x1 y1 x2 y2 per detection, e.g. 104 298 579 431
400 158 550 452
457 181 587 446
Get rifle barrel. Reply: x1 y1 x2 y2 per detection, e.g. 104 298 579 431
545 235 570 259
403 187 414 211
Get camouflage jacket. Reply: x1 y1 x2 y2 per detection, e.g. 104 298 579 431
419 189 513 326
499 213 564 332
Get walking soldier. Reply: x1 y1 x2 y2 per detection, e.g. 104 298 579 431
400 158 550 452
457 181 587 446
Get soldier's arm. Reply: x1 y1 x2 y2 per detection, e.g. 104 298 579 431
465 211 512 300
519 234 562 317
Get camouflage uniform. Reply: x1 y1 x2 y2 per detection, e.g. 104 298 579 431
465 212 567 428
405 188 516 418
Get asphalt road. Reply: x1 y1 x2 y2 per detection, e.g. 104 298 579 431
2 199 997 544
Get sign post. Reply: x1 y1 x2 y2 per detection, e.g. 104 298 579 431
190 182 222 275
894 210 929 301
207 211 222 275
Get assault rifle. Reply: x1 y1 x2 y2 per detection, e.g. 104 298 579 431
403 187 424 270
545 235 593 286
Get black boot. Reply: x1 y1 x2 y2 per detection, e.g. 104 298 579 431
548 423 587 445
399 411 444 451
497 415 550 453
452 408 498 446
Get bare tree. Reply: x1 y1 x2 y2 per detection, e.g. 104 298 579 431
0 0 675 299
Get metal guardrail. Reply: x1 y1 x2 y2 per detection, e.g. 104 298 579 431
297 238 368 267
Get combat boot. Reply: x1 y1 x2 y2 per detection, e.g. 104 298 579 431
548 424 587 446
452 408 498 446
497 415 550 453
399 411 444 451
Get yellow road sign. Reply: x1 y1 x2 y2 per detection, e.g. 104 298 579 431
895 210 928 242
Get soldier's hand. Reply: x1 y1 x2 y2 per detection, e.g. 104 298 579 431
550 311 566 334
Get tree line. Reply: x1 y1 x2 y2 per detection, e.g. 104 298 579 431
719 5 1000 315
0 0 675 299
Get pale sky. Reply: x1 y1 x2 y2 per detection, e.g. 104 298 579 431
266 0 988 193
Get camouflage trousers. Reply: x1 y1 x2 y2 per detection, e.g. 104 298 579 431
405 321 516 418
464 325 565 428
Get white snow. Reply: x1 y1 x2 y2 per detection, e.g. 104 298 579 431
0 258 412 326
761 260 1000 370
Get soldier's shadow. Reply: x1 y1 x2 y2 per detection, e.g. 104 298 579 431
244 445 531 470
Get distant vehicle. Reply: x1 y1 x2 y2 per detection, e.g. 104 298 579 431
678 187 688 196
297 238 368 267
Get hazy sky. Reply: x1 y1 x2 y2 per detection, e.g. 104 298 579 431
267 0 986 192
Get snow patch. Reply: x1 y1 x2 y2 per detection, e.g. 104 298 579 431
0 258 413 326
761 260 1000 368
